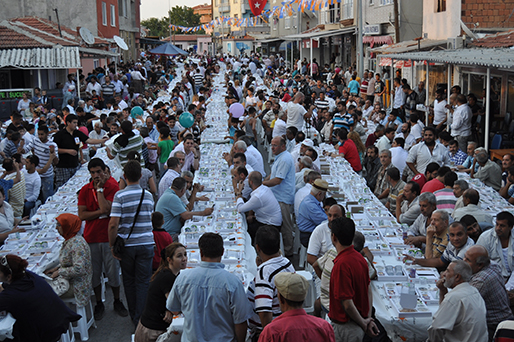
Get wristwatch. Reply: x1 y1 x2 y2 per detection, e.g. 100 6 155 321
96 188 104 193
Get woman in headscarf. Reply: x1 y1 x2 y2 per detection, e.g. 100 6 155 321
0 254 81 342
47 213 92 307
106 120 144 167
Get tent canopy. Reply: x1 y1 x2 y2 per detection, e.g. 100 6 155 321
148 43 187 56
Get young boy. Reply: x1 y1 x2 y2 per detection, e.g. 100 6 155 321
151 212 173 271
157 126 175 175
168 115 180 145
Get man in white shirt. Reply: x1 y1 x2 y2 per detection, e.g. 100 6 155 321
115 94 128 110
236 171 282 242
272 111 287 138
451 94 472 152
240 136 266 178
22 155 41 217
294 156 313 191
286 92 314 131
395 122 415 151
432 89 447 130
390 137 409 176
406 127 450 175
294 171 320 215
89 121 107 149
392 78 404 112
428 260 487 342
86 76 102 97
375 127 395 153
453 189 493 225
306 204 345 265
158 157 181 198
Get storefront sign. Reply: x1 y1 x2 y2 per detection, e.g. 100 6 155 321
364 25 381 35
0 89 33 99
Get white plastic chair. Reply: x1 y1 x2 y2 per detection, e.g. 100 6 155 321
60 322 75 342
297 270 316 314
62 297 97 341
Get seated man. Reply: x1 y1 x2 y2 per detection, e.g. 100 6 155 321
155 177 213 241
434 171 458 213
236 171 282 242
464 245 514 340
477 211 514 278
499 165 514 205
460 214 483 243
231 166 252 201
395 181 421 225
405 192 437 248
295 156 313 191
421 166 450 194
307 204 345 266
452 189 493 225
297 179 329 247
429 261 487 342
404 221 474 270
471 150 502 191
410 162 440 190
385 167 406 215
425 210 451 259
448 139 468 166
453 179 469 210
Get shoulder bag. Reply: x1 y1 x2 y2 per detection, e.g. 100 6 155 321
112 189 145 258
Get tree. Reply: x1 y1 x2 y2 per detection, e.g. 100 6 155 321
141 6 204 38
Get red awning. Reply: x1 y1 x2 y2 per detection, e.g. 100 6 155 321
363 35 393 48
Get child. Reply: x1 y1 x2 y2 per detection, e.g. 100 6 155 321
168 115 180 145
151 212 173 271
140 127 158 173
157 126 175 175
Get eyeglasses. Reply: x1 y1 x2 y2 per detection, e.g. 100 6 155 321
1 256 12 275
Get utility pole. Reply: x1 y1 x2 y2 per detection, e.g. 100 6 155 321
357 0 363 76
54 9 62 37
393 0 400 43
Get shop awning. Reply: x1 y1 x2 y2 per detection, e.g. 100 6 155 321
363 35 393 47
79 47 120 58
371 38 447 54
284 27 355 40
0 46 81 69
384 48 514 69
257 37 284 44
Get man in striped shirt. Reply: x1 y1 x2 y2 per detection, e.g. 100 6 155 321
33 125 58 202
109 161 155 326
434 171 458 213
101 76 116 108
247 226 295 340
193 69 204 93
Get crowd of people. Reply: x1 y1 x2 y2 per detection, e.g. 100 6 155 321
0 51 512 342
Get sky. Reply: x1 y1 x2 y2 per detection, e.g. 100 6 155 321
140 0 209 20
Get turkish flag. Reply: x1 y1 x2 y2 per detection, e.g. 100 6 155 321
249 0 267 16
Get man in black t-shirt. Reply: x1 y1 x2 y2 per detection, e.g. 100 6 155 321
53 114 107 189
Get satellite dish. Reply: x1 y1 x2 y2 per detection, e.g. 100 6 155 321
114 35 129 50
79 27 95 45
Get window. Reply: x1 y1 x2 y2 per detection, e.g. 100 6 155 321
369 0 374 5
110 5 116 26
380 0 392 5
285 15 291 29
436 0 446 12
118 0 127 17
102 2 107 26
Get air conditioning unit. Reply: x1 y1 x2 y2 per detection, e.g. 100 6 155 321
447 37 464 49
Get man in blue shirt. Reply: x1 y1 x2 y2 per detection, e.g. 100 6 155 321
155 177 213 242
347 74 360 96
297 179 328 247
167 233 254 342
263 136 296 257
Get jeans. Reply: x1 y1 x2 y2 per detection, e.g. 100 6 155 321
40 176 54 203
23 201 36 217
119 244 154 326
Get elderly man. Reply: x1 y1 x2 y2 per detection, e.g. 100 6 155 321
477 211 514 279
240 136 266 178
236 171 282 242
295 171 321 215
395 180 421 225
424 210 451 259
404 221 474 270
307 204 345 265
297 179 329 247
451 94 472 151
502 153 514 188
158 157 181 198
471 150 502 191
428 260 487 342
145 116 159 143
405 192 437 247
385 167 405 215
464 245 514 341
259 272 335 341
374 150 393 204
363 145 381 192
406 127 450 176
291 138 314 170
286 92 314 131
452 189 493 225
155 177 214 241
295 156 313 191
263 136 296 257
453 179 469 210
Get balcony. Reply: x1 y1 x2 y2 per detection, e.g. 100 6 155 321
246 25 271 33
342 2 353 19
219 4 231 12
321 7 341 24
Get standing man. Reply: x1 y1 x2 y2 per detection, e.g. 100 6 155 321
286 92 314 132
170 135 200 173
329 217 378 341
32 125 58 202
451 94 472 152
406 127 450 176
53 114 107 189
263 136 296 257
78 158 128 320
109 161 155 327
158 157 181 198
428 261 487 342
167 233 254 342
392 78 404 114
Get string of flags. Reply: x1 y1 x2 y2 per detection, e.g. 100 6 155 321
168 0 340 33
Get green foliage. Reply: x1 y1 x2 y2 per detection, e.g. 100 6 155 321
141 6 205 37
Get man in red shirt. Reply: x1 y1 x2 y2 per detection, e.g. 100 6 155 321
78 158 128 320
259 272 335 342
411 162 440 190
329 217 378 341
421 166 451 193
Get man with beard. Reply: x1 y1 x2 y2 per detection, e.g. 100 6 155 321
362 146 380 192
428 260 487 342
406 127 450 176
395 122 415 151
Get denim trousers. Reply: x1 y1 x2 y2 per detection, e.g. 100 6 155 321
119 244 154 326
40 176 54 203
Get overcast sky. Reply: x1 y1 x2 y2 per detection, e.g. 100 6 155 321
140 0 209 20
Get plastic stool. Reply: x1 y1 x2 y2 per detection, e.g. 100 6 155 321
62 297 97 341
60 322 76 342
297 270 316 314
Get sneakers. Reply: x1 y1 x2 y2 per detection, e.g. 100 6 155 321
94 302 105 321
113 299 129 317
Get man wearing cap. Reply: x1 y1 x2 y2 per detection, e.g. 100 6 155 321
297 179 328 247
258 272 335 342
